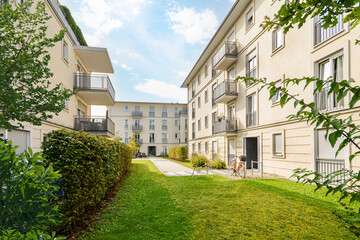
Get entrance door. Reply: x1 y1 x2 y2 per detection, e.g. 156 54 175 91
244 137 258 169
228 139 236 165
148 146 156 156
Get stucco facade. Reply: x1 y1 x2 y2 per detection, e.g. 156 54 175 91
181 0 360 177
109 102 188 156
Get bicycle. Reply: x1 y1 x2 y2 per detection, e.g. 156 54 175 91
228 156 247 178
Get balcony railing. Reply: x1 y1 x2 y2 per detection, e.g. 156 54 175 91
135 139 143 144
315 86 344 111
149 112 155 117
213 118 238 134
212 80 238 103
246 111 257 127
132 111 143 117
132 125 143 131
162 112 168 117
179 109 188 116
316 158 345 184
74 73 115 102
149 125 155 130
74 116 115 136
314 15 343 46
162 138 168 143
162 125 168 131
175 113 179 118
212 41 238 70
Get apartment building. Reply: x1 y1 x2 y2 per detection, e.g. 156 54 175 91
181 0 360 177
0 0 116 153
109 102 188 156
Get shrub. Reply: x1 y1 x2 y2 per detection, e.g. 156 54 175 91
42 129 132 234
0 140 63 239
190 155 209 167
211 159 226 169
168 146 188 161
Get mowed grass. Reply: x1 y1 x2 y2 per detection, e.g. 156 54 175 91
81 160 356 240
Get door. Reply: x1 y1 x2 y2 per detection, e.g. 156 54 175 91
228 139 236 165
244 137 258 169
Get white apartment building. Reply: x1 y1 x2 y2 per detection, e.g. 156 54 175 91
109 102 188 156
181 0 360 177
0 0 116 153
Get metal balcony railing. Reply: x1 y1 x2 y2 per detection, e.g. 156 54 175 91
74 116 115 135
149 112 155 117
179 109 188 116
162 138 168 143
149 125 155 130
213 118 238 134
316 159 345 184
212 41 237 69
314 15 343 45
162 112 168 117
132 111 143 117
73 73 115 101
132 125 143 131
212 80 238 103
136 139 143 144
162 125 168 131
246 111 257 127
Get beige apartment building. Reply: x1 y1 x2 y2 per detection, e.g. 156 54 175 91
181 0 360 177
109 102 188 156
1 0 116 153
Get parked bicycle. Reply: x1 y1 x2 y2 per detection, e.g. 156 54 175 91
228 156 246 178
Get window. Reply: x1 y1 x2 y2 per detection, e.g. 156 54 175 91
272 132 284 156
175 133 178 139
17 0 26 4
162 133 167 143
198 142 201 154
205 142 208 154
198 119 201 131
149 133 155 143
77 100 87 117
149 106 155 117
245 7 254 29
185 119 188 130
205 116 209 128
185 132 188 142
192 143 195 153
125 119 129 129
192 101 195 119
162 106 167 117
205 90 208 103
62 40 68 63
125 106 128 111
246 93 257 127
162 120 168 130
198 73 201 85
191 81 195 98
315 53 344 111
149 120 155 130
192 122 195 139
174 107 178 117
314 15 343 46
212 141 218 159
272 28 283 51
61 84 69 109
272 80 281 103
246 49 257 84
198 96 201 108
204 64 208 78
125 132 129 144
212 83 217 106
162 146 168 155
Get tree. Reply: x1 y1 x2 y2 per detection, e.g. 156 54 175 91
236 0 360 236
0 0 73 131
128 136 140 157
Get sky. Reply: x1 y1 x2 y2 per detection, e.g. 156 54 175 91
59 0 236 114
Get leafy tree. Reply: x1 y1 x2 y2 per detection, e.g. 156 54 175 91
128 136 140 157
0 0 74 131
236 0 360 236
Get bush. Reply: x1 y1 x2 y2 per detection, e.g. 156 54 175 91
0 140 63 239
190 155 209 167
168 146 188 161
210 159 226 169
42 129 132 234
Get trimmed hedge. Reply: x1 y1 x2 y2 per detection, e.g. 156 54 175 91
60 5 88 46
42 129 132 234
168 146 188 161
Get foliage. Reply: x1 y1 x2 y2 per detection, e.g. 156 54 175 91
60 5 87 46
81 161 357 239
210 158 226 169
128 137 139 157
190 155 209 168
168 146 188 161
0 0 74 130
0 140 63 240
42 129 132 234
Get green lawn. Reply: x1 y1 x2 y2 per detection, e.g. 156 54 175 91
81 160 356 239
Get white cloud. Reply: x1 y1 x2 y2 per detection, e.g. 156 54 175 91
135 79 187 102
166 7 218 44
75 0 152 45
112 59 119 65
177 71 188 79
121 64 133 71
229 0 236 3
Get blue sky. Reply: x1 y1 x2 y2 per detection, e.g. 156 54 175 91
60 0 235 105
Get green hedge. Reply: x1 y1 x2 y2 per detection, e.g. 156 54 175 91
42 129 132 234
168 146 188 161
60 5 88 46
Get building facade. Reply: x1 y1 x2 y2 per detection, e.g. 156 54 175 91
181 0 360 177
0 0 116 153
109 102 188 156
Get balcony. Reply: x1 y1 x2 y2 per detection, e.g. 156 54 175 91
132 125 143 131
314 15 343 46
246 111 257 127
149 112 155 117
212 80 238 104
124 138 129 144
162 138 168 144
213 118 238 135
212 41 238 71
74 73 115 106
162 125 168 131
135 139 143 144
132 111 143 117
162 112 168 117
74 116 115 137
179 109 188 116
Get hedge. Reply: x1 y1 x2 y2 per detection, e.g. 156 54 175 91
42 129 132 234
60 5 88 46
168 146 188 161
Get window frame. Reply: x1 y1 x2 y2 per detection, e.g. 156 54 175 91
271 131 285 158
245 6 254 30
272 27 283 52
62 39 69 63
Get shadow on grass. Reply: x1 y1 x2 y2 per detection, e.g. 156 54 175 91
81 161 192 240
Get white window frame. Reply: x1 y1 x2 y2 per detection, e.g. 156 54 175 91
271 131 285 158
245 6 254 30
62 39 68 63
204 64 208 78
40 130 49 143
246 49 257 85
272 28 283 52
272 80 282 104
198 96 201 108
246 92 257 127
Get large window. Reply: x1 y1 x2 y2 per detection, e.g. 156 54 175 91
315 53 344 111
212 141 218 159
149 119 155 130
191 81 195 98
246 93 257 127
198 96 201 108
272 80 281 103
314 15 343 45
272 28 283 51
162 120 168 130
192 101 195 119
149 106 155 117
246 49 257 85
149 133 155 143
162 106 167 117
198 119 201 131
174 107 178 117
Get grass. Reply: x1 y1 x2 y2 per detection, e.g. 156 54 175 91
167 157 193 169
81 160 357 240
